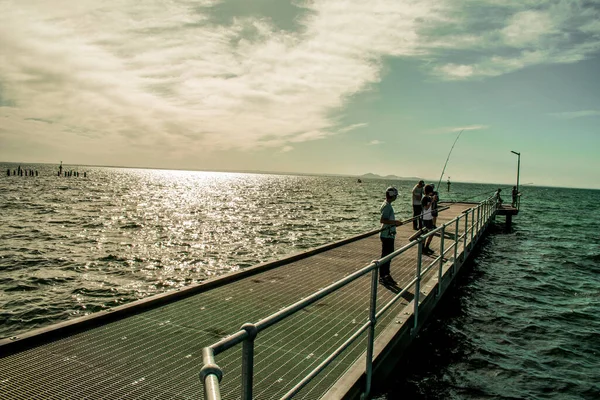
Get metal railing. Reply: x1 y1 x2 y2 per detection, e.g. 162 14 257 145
200 196 499 400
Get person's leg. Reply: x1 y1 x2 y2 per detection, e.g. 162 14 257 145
424 220 434 252
413 205 422 229
380 238 394 278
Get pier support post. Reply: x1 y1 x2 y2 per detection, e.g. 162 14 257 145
505 214 512 230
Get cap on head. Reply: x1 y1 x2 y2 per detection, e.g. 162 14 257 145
419 180 425 185
386 186 398 197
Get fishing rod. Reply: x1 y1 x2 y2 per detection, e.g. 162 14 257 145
452 183 534 203
436 129 464 192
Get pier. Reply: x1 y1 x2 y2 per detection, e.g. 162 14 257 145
1 196 503 399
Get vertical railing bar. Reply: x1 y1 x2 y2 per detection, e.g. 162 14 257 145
469 206 477 244
454 216 459 273
464 210 469 257
412 239 423 335
200 347 223 400
437 224 445 298
363 265 379 398
240 324 258 400
476 205 481 239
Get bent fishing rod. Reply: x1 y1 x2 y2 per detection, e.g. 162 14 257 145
436 129 464 192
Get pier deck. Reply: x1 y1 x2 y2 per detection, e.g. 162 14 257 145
0 202 491 400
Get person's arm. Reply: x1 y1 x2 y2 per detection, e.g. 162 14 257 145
380 216 403 226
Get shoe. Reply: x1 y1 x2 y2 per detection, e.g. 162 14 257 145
386 276 397 285
380 275 397 285
423 247 434 255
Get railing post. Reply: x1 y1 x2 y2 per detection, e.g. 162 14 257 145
470 208 475 244
200 348 223 400
463 210 469 256
437 224 445 298
476 206 481 239
412 239 423 336
240 323 258 400
454 217 459 273
364 262 379 398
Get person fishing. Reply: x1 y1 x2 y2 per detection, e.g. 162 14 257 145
512 186 518 207
379 186 404 285
421 184 435 255
495 188 504 207
431 184 439 228
411 180 425 230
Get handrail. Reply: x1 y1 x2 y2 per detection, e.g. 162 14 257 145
200 195 499 399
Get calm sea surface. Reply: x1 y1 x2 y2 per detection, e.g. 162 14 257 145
1 163 598 399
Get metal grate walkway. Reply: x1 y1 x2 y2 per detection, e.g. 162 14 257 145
0 203 475 399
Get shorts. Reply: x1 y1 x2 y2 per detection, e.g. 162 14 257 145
424 219 434 229
432 210 438 217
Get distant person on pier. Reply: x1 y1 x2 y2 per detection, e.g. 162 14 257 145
495 188 504 208
412 180 425 230
379 186 403 285
430 184 439 228
511 186 519 207
421 185 435 255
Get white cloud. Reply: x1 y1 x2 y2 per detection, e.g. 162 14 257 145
501 10 556 47
0 0 439 155
426 1 600 79
435 64 475 79
338 123 367 133
368 140 382 145
451 125 489 132
1 0 599 157
549 110 600 119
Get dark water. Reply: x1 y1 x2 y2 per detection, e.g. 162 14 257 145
374 187 600 400
1 163 599 399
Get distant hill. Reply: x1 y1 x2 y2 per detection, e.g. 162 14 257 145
360 173 422 181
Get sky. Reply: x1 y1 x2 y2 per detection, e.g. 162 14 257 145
1 0 599 189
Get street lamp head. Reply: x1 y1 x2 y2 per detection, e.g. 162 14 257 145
511 150 520 155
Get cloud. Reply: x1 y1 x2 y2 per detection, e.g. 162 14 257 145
338 123 367 134
451 125 489 132
1 0 599 156
549 110 600 119
0 0 439 154
368 140 382 145
427 1 600 80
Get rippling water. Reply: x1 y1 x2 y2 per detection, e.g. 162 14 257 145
373 187 600 400
1 163 598 399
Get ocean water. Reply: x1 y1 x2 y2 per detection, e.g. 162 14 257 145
1 163 598 399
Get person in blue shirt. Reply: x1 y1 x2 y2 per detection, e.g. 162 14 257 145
379 186 404 285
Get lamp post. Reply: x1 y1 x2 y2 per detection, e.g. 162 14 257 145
510 151 520 192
